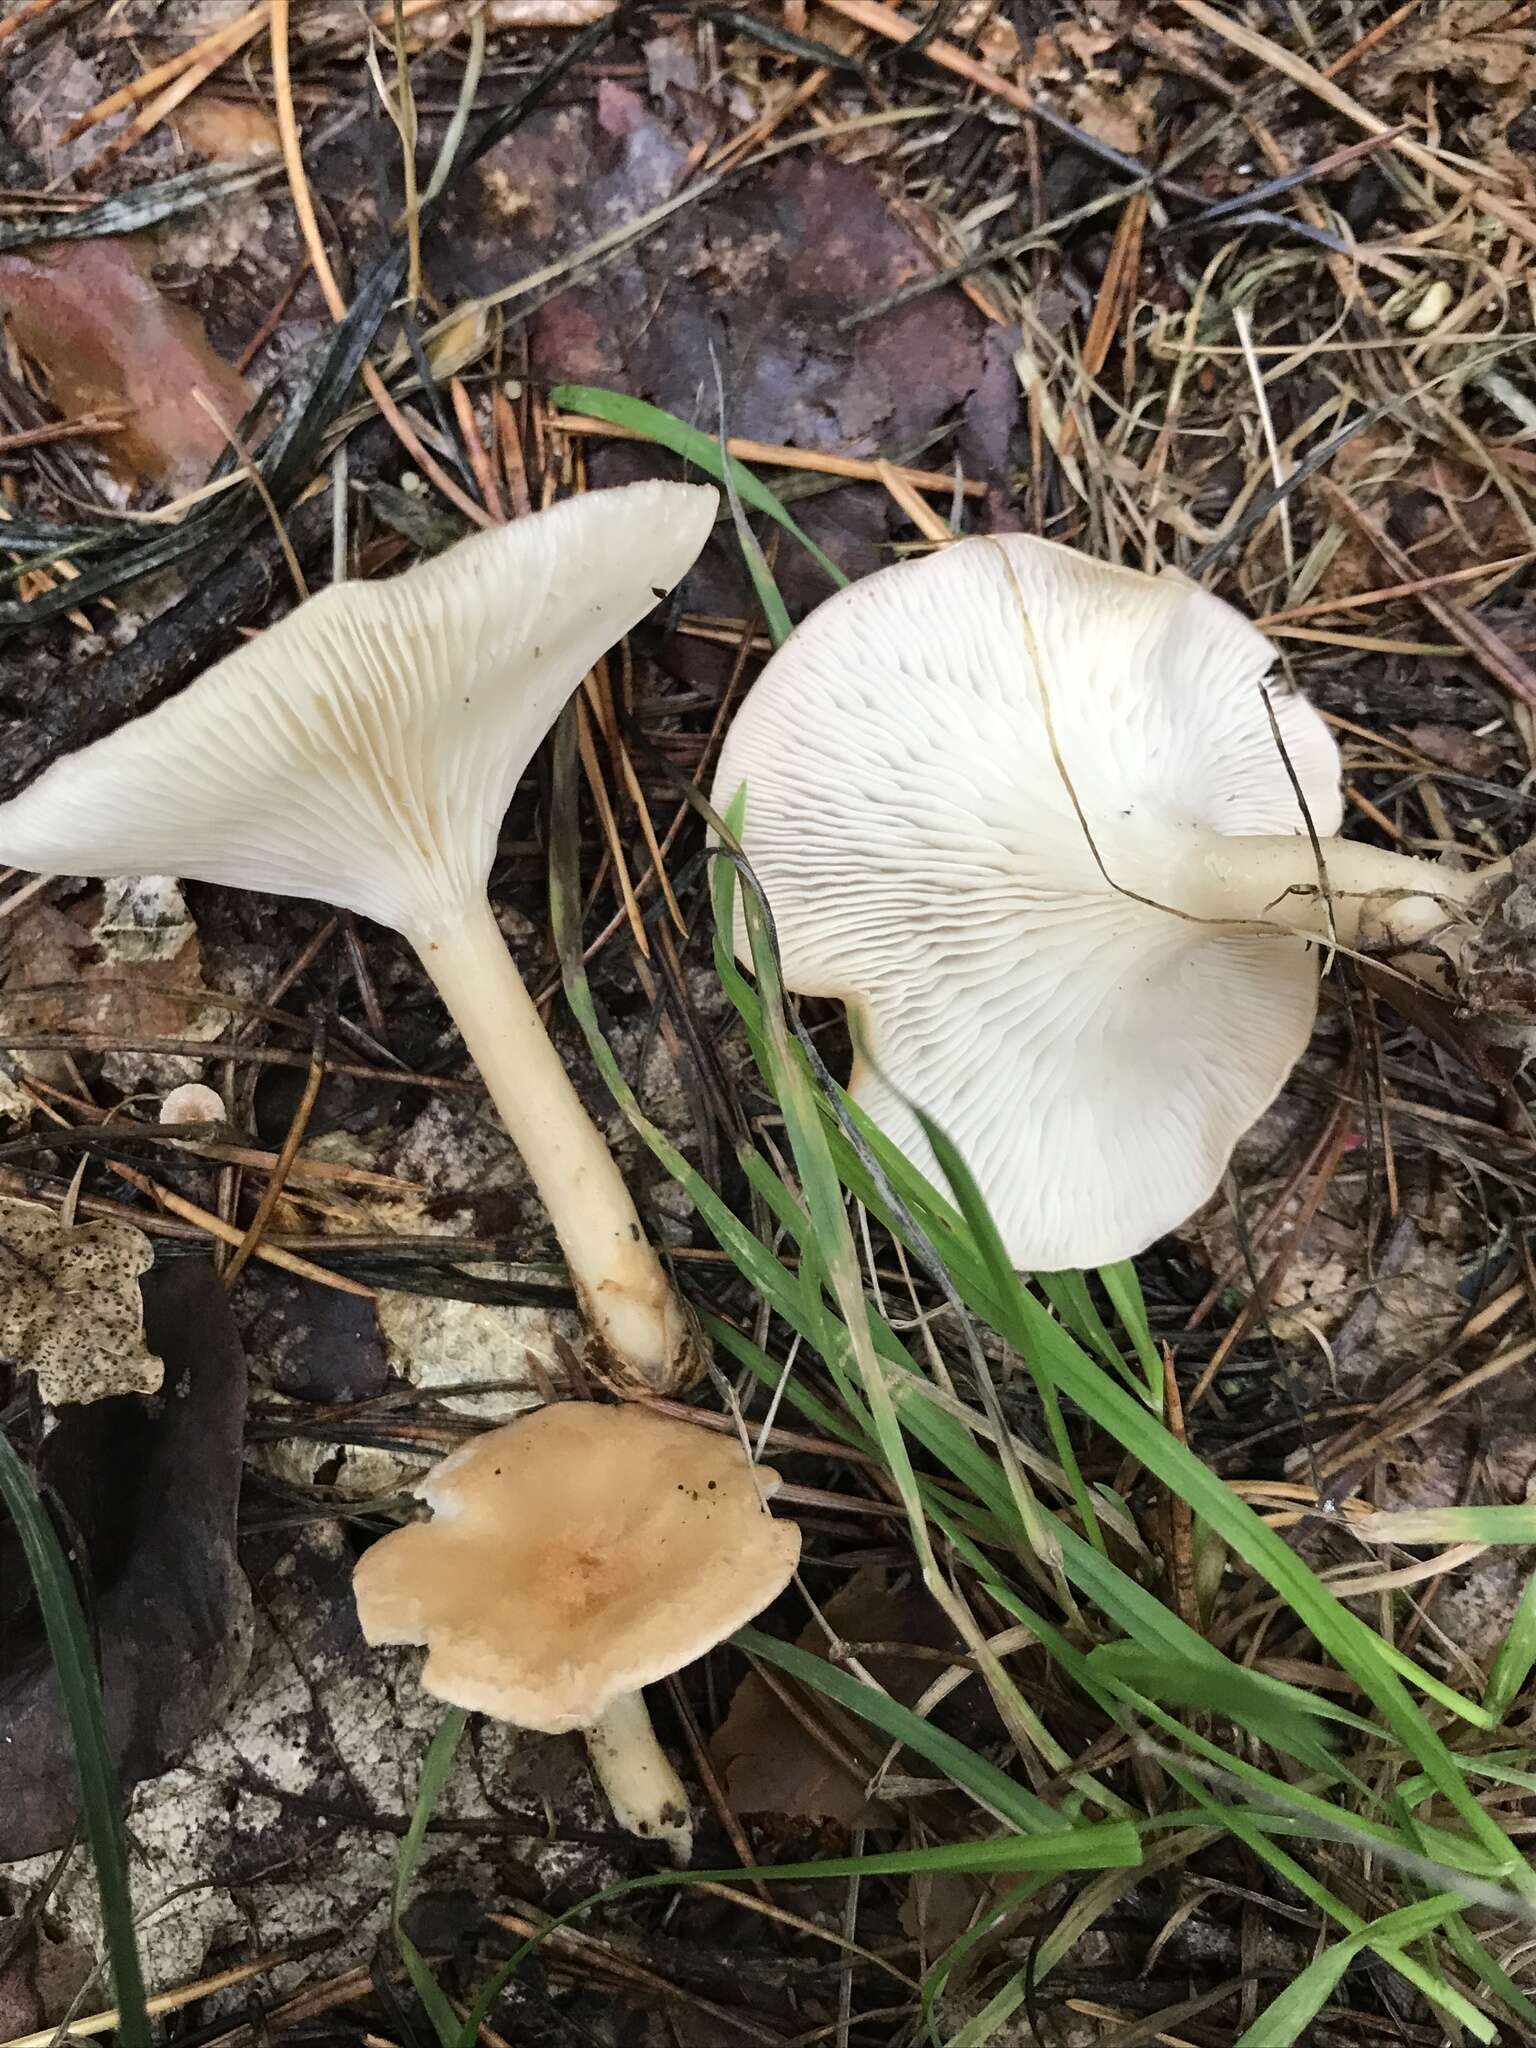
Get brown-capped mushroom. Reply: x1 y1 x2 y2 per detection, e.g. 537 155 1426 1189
353 1402 801 1862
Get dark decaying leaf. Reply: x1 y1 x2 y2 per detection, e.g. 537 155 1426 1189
0 1259 252 1861
0 162 277 256
709 1569 958 1824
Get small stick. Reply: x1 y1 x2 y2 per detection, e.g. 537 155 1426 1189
0 0 62 42
706 64 831 174
221 1022 326 1287
1187 1107 1356 1409
192 390 310 602
61 3 267 138
576 695 649 957
1323 0 1425 78
0 1948 302 2048
236 255 314 374
0 414 124 455
270 0 495 527
1058 191 1146 463
492 383 532 517
1257 550 1536 627
450 377 504 520
816 0 1036 115
109 1159 375 1295
1171 0 1536 249
549 413 985 497
1162 1348 1200 1632
78 16 270 178
875 458 952 543
1319 478 1536 709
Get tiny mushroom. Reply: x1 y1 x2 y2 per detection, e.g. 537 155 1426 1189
0 483 719 1395
159 1082 226 1125
353 1401 801 1862
713 534 1505 1272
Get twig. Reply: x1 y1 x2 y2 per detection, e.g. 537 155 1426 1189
0 414 124 455
1323 0 1424 78
109 1160 374 1294
1257 551 1536 627
62 5 268 138
269 0 494 526
875 458 952 542
221 1021 326 1286
78 13 272 179
0 0 62 42
550 412 985 496
0 1949 302 2048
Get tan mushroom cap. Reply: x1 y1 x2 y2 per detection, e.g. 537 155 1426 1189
353 1403 802 1732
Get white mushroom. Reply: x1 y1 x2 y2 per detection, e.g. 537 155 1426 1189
159 1082 226 1125
353 1401 802 1863
0 483 719 1394
713 534 1501 1272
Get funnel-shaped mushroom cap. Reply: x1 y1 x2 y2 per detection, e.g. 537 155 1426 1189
712 535 1343 1272
0 482 718 939
353 1403 801 1731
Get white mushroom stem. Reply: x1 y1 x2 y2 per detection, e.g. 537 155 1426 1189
582 1690 694 1866
411 898 696 1394
1165 831 1502 953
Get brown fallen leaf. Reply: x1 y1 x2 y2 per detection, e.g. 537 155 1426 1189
0 1196 163 1404
0 878 227 1049
710 1570 958 1824
1319 423 1529 601
1364 0 1536 183
171 95 281 162
901 1866 989 1959
1380 0 1536 108
1400 722 1508 779
0 236 250 492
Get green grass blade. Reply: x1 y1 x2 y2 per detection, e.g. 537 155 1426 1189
1484 1565 1536 1723
1442 1913 1536 2030
549 383 849 593
735 1626 1080 1838
394 1706 468 2048
395 1706 466 1919
0 1432 151 2047
1161 1757 1495 2039
909 1106 1526 1880
1235 1897 1466 2048
683 1829 1140 1883
1097 1258 1165 1404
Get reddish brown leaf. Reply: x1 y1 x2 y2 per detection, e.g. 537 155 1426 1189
0 235 250 492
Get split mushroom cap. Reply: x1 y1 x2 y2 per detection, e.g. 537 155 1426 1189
712 533 1349 1272
0 481 715 941
354 1402 801 1732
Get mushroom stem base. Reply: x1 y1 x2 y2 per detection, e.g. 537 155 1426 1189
583 1690 693 1865
409 900 700 1395
1169 832 1499 954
